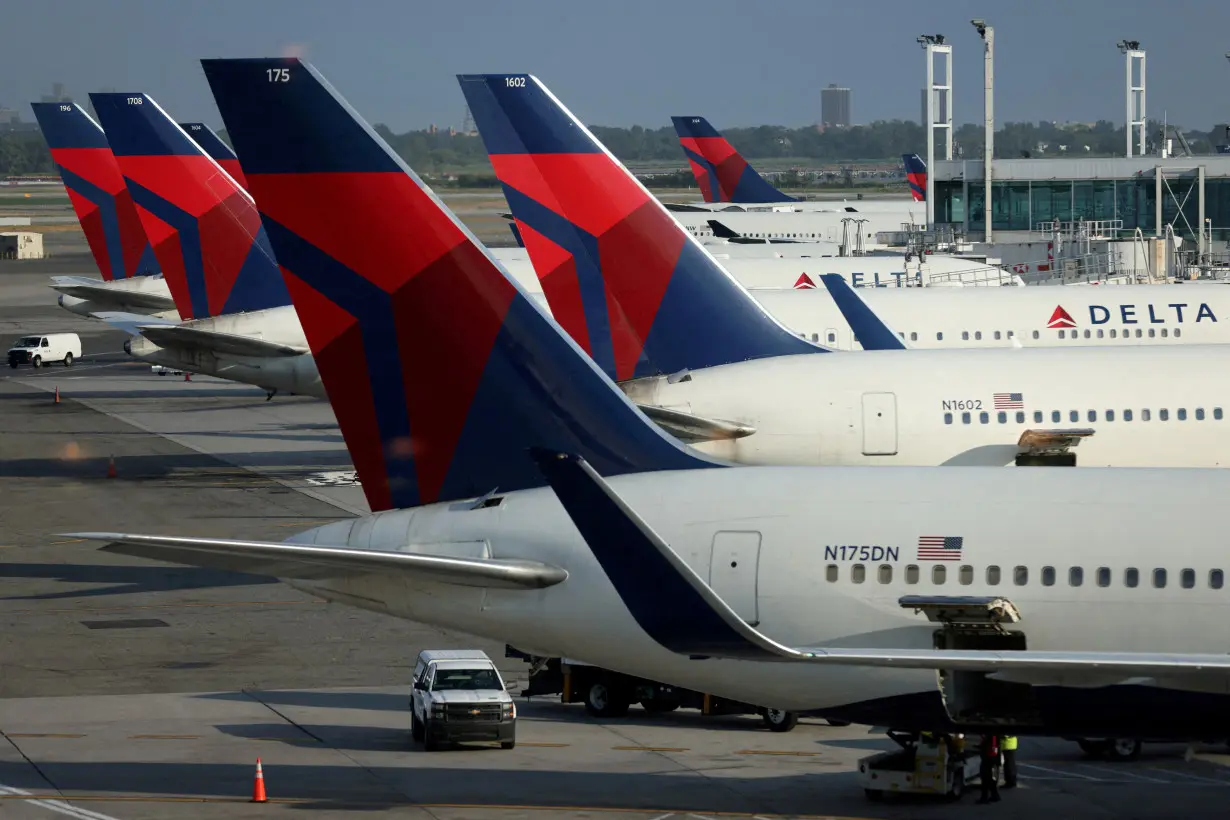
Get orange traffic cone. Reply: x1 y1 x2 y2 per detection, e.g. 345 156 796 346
251 758 267 803
184 371 192 382
54 386 60 404
106 456 117 479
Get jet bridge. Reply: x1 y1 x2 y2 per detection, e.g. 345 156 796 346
900 595 1039 728
1015 427 1095 467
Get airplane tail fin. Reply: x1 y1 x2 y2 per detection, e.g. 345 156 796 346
706 219 741 240
90 93 289 320
202 57 718 513
29 102 158 281
671 116 795 204
179 122 247 189
459 75 826 383
902 154 927 202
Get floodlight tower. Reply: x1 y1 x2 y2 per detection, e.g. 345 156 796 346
971 19 994 242
918 33 952 227
1118 40 1146 157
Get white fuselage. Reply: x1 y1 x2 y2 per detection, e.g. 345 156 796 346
675 209 919 248
287 464 1230 731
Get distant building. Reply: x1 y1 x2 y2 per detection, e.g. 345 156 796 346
0 107 19 125
920 88 948 126
821 84 851 128
39 83 70 103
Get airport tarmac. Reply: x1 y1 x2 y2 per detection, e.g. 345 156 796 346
5 268 1230 819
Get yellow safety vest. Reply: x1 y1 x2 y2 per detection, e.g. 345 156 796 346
1002 736 1018 751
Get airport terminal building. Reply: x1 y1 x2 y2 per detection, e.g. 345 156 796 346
932 156 1230 249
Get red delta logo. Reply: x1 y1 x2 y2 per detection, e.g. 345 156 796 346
793 273 817 289
1046 305 1076 329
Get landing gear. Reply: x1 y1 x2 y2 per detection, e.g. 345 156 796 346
265 389 277 401
1078 738 1141 761
762 709 799 733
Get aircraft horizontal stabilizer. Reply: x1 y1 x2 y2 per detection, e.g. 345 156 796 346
819 274 907 351
48 281 177 312
66 532 568 590
535 451 1230 678
637 405 755 443
136 325 308 358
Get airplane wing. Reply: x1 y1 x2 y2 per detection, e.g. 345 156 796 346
66 532 567 590
48 281 177 312
137 325 308 358
89 311 178 337
637 405 756 443
532 449 1230 678
818 274 908 351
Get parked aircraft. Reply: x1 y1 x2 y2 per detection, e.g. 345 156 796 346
77 58 1230 747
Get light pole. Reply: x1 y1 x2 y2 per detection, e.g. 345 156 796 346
972 19 994 242
917 34 951 229
1117 40 1145 157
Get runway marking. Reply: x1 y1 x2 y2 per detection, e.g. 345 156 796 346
129 734 199 740
1146 766 1230 785
1018 762 1100 781
4 734 85 739
2 600 322 616
0 784 124 820
612 746 691 752
1076 763 1169 783
518 742 571 747
735 750 822 757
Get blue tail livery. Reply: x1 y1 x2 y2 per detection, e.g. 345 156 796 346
671 116 796 204
902 154 926 202
90 92 290 319
818 274 907 351
179 122 248 189
459 75 827 383
30 102 158 281
201 57 719 512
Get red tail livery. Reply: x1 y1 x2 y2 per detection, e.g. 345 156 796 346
179 122 247 189
671 116 796 204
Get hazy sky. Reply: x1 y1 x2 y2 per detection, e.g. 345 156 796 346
3 0 1228 132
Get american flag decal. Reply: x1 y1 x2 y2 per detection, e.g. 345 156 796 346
993 392 1024 410
918 536 963 561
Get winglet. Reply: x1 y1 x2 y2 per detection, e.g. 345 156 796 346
671 116 796 204
90 92 289 319
29 101 158 281
819 274 907 350
460 74 827 383
203 57 719 512
180 122 247 189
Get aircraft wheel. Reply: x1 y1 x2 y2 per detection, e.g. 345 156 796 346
1104 738 1142 762
763 709 799 732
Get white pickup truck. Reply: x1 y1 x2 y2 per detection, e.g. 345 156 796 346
410 649 517 751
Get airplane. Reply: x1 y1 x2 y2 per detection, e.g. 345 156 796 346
89 91 315 396
76 58 1230 750
460 72 1230 468
178 122 246 187
903 153 927 202
669 115 922 217
29 101 174 318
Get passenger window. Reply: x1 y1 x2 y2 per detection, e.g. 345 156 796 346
1087 410 1096 422
1042 566 1056 586
826 564 838 582
852 564 866 583
1069 410 1079 422
962 331 969 341
1014 566 1028 586
905 564 920 584
1217 408 1224 420
1083 330 1091 339
1159 409 1169 421
1110 329 1118 338
1153 568 1167 588
1181 568 1195 589
1097 329 1104 338
1069 567 1083 587
910 332 918 341
1051 411 1061 423
1142 409 1151 421
959 565 973 585
1196 408 1205 420
1211 569 1224 589
810 333 819 342
1106 409 1115 421
1058 330 1065 339
1148 328 1156 338
1178 408 1187 421
974 331 982 341
827 332 836 344
1161 328 1169 338
1125 568 1139 588
1136 329 1143 338
1032 330 1039 339
962 412 971 424
937 332 943 341
1033 411 1043 423
1008 330 1015 338
1097 567 1111 587
986 565 1001 585
944 412 953 425
932 565 946 585
979 411 989 424
1015 412 1025 423
1124 409 1133 421
1175 328 1182 338
878 565 893 584
994 331 1001 340
997 412 1006 423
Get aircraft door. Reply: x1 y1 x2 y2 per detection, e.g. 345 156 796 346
709 531 762 626
861 392 898 456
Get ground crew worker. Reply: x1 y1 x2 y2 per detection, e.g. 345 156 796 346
1001 735 1018 788
977 734 1001 803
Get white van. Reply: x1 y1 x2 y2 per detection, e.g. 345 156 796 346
7 333 82 368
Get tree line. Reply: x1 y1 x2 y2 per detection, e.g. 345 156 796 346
3 119 1226 178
